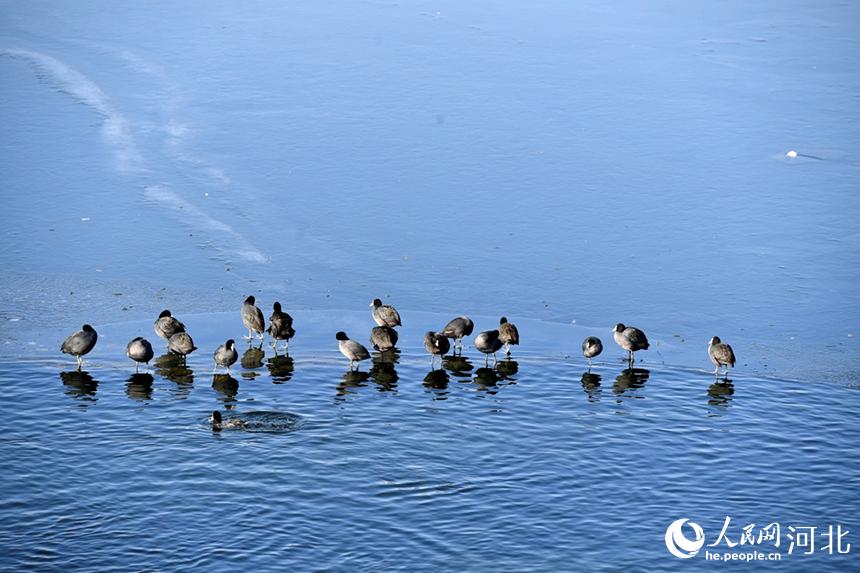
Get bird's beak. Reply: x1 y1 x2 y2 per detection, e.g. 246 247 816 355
369 303 374 307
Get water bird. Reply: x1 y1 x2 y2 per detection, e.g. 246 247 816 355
370 325 398 352
612 323 649 364
582 336 603 367
336 331 370 370
60 324 98 368
154 310 186 343
708 336 736 378
267 302 295 352
474 329 503 365
210 410 245 431
126 337 154 371
242 296 265 342
442 316 474 353
168 332 197 356
214 339 239 371
371 298 402 328
498 317 519 356
423 331 451 368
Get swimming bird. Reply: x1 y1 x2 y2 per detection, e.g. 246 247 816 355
441 316 474 353
126 337 154 371
370 326 398 352
582 336 603 367
612 323 649 364
61 324 98 368
214 339 239 371
242 296 265 342
168 332 197 356
708 336 736 378
474 329 503 365
336 331 370 370
498 317 519 356
267 302 295 352
371 298 402 328
423 331 451 368
154 310 186 344
211 410 245 431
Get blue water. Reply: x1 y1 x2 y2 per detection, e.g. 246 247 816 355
1 0 859 569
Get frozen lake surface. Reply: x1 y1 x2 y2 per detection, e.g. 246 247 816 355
1 1 858 570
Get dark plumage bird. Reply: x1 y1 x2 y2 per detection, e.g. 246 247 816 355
267 302 295 352
370 326 398 352
61 324 98 368
211 410 245 431
154 310 186 343
214 339 239 371
582 336 603 367
126 337 154 371
474 329 503 365
498 317 519 356
242 296 265 342
371 298 402 328
168 332 197 356
708 336 736 377
336 331 370 370
423 331 451 368
441 316 474 352
612 323 649 363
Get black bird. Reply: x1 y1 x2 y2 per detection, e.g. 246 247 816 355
474 329 503 365
126 337 154 371
441 316 474 353
214 339 239 371
708 336 736 378
582 336 603 367
612 323 649 364
242 296 265 342
370 326 399 352
371 298 402 328
154 310 186 343
61 324 98 368
498 317 520 356
423 331 451 368
267 301 295 352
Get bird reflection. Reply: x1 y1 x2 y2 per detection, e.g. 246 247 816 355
372 348 400 365
155 353 194 384
60 370 98 403
473 367 502 393
423 369 450 393
336 369 370 398
442 355 474 379
125 372 154 402
212 373 240 403
496 359 519 381
581 371 602 402
241 346 265 380
708 380 735 411
369 361 398 392
613 368 650 397
267 354 295 383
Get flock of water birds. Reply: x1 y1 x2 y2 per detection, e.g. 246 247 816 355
59 296 738 377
